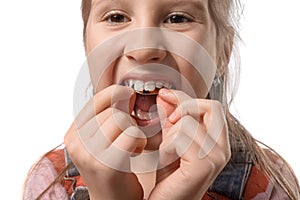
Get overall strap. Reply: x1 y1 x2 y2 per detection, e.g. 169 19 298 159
209 151 253 200
64 149 89 200
65 149 80 177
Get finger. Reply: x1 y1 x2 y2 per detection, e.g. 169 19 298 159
159 114 227 167
162 115 206 147
112 126 147 153
173 137 224 187
168 99 202 123
198 128 228 160
64 122 77 150
168 100 226 140
162 115 198 142
156 96 176 131
157 89 192 130
159 115 206 166
173 115 228 161
79 117 99 140
64 123 92 165
99 126 147 172
180 115 229 161
156 95 176 118
159 129 200 167
96 108 138 140
65 108 139 171
158 88 192 106
75 85 135 129
156 89 190 127
83 109 137 154
197 101 227 144
76 107 124 141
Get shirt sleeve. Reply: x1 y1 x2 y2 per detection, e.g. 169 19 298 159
251 180 290 200
269 158 300 200
23 157 69 200
251 158 299 200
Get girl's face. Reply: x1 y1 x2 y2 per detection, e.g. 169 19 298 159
85 0 217 95
84 0 218 148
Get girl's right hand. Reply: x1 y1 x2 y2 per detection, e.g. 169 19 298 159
64 85 146 200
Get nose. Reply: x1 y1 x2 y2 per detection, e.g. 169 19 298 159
125 48 167 64
124 28 167 64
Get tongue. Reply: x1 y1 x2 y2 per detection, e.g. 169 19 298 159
135 93 157 112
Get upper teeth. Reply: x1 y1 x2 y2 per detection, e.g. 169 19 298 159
123 79 173 92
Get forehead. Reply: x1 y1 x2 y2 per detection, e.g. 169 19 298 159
91 0 209 10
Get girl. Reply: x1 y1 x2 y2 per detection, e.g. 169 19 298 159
23 0 300 199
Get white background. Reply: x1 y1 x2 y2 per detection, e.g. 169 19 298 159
0 0 299 199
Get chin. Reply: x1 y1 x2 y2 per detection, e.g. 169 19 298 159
144 131 162 151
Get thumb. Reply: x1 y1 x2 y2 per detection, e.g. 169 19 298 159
114 89 136 114
156 95 176 132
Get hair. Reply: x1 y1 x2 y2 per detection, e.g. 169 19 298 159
24 0 300 199
208 1 300 199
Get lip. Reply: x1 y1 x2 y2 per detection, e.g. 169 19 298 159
133 115 159 126
133 116 162 138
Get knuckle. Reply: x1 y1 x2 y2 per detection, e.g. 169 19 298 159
216 143 231 165
113 110 134 126
181 114 194 122
64 125 76 151
212 100 224 111
124 126 145 139
225 148 232 162
172 89 185 96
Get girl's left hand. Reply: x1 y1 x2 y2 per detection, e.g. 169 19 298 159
149 89 231 200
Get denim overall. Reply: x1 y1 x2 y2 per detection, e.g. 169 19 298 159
64 149 253 200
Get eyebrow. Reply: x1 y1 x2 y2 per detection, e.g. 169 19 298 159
92 0 109 6
92 0 125 9
167 0 208 21
91 0 130 19
170 0 207 11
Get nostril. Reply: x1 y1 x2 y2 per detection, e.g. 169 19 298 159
125 49 167 64
126 55 135 61
151 57 160 61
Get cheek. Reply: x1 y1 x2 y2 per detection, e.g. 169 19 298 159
90 62 115 94
85 23 123 93
85 20 113 54
174 58 211 98
172 29 217 98
85 26 99 54
182 64 210 98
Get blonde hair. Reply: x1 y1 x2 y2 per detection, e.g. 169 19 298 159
80 0 299 199
210 1 300 199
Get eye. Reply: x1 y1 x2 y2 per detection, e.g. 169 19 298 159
164 13 193 24
102 11 130 24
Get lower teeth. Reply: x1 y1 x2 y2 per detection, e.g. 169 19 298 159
132 107 158 121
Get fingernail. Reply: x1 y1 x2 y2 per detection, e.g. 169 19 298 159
159 88 169 96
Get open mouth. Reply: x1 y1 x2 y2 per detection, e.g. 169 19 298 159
122 79 174 126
